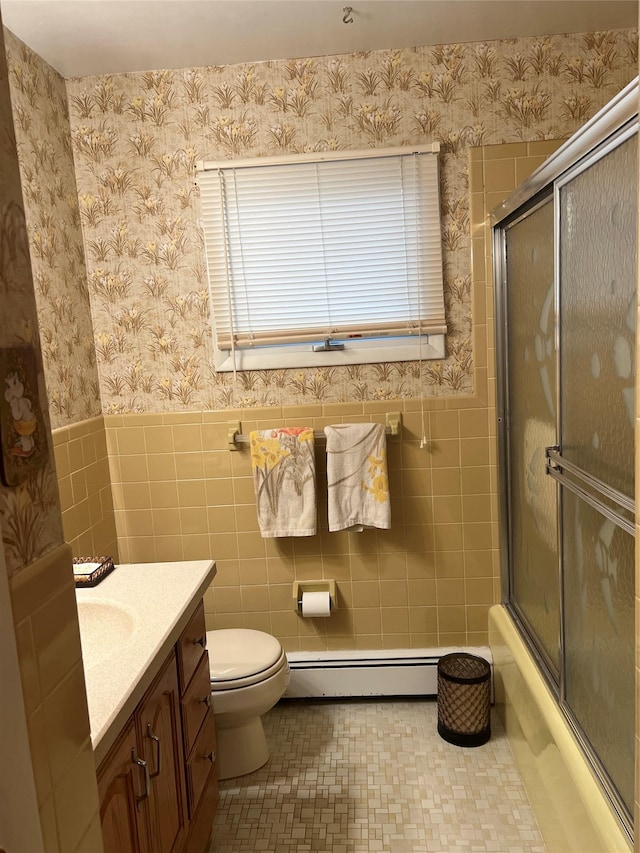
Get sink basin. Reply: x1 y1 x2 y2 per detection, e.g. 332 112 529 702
76 599 136 668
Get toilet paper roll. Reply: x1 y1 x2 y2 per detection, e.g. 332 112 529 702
301 590 332 617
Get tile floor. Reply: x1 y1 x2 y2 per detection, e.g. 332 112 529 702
209 698 546 852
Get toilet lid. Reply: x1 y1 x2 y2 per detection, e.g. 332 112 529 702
207 629 284 685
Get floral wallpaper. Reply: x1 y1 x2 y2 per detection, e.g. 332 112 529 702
4 29 101 430
17 29 637 414
0 29 63 575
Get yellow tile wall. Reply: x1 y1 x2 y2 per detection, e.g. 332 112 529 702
53 416 119 562
9 543 103 852
103 395 497 652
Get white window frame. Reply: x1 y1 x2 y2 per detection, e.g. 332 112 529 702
197 145 446 373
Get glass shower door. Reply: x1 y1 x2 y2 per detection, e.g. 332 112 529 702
503 197 560 675
555 130 637 816
497 121 637 830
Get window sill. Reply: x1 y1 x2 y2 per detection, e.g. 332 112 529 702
214 335 445 372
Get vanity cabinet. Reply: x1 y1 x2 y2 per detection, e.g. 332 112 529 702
98 600 218 853
99 652 187 853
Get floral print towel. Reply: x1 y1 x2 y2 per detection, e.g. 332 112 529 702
324 423 390 532
250 427 316 537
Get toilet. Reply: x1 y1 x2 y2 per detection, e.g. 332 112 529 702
206 628 290 780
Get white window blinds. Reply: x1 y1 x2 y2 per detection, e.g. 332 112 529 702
197 146 445 355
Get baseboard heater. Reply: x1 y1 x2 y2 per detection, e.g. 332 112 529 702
283 647 492 699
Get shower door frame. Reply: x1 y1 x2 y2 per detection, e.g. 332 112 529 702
494 188 560 687
492 78 638 841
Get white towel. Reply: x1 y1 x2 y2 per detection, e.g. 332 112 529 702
250 427 316 537
324 423 391 532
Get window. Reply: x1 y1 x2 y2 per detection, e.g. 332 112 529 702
197 145 446 372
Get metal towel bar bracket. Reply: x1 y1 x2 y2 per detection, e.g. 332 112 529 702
228 411 402 450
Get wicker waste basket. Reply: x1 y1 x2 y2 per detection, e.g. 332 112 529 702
437 653 491 747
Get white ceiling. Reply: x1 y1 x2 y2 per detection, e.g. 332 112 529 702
0 0 637 78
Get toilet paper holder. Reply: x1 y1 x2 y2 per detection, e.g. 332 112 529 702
293 580 337 613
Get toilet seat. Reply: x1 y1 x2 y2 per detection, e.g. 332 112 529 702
207 628 287 690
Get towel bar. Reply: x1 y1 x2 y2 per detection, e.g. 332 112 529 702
228 411 402 450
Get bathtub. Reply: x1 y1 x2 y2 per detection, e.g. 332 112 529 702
488 605 631 853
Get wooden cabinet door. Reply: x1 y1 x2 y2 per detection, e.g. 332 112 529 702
137 652 188 853
98 719 148 853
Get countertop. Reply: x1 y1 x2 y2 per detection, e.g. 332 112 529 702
75 559 216 767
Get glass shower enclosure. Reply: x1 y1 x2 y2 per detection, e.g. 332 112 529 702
493 81 637 837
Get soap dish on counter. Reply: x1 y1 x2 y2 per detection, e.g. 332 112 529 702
73 556 115 588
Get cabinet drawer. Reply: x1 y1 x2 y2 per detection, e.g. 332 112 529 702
177 600 207 693
181 651 212 758
185 709 216 817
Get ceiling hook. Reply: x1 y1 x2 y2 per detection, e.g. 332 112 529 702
343 6 354 24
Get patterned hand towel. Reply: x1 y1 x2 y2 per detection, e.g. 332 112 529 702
250 428 316 537
324 423 390 532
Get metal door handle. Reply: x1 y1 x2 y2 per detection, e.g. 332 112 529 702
132 749 151 806
545 445 634 511
146 724 162 779
545 445 635 535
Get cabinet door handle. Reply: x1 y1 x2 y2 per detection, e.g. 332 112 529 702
194 635 207 648
146 724 162 779
205 750 216 763
200 694 211 707
132 749 151 806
